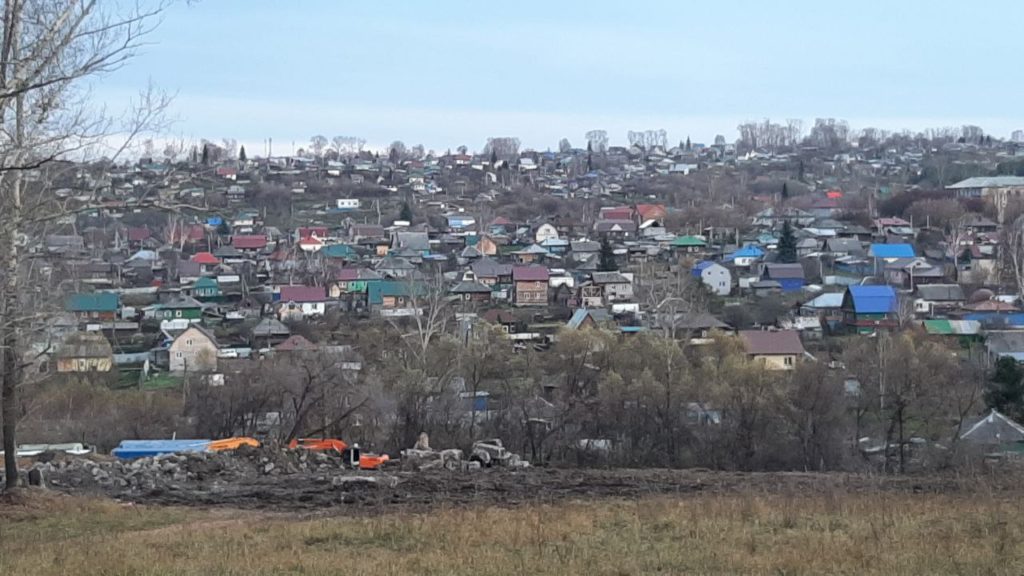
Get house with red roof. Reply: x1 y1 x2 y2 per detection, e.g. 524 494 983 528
298 236 324 252
512 265 549 306
635 203 667 222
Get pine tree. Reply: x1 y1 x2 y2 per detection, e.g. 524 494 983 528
685 136 691 151
201 144 209 165
777 220 798 263
490 149 498 166
782 181 789 199
400 201 413 222
598 237 618 271
238 145 247 162
586 141 593 172
986 357 1024 422
216 219 230 236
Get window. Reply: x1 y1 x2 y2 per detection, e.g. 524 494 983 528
784 356 794 366
186 339 193 346
175 352 183 358
175 310 182 318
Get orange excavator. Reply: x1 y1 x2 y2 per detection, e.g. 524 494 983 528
287 438 390 470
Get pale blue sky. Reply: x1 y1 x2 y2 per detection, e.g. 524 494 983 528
98 0 1024 154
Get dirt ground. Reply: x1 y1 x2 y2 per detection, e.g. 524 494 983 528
67 467 1012 513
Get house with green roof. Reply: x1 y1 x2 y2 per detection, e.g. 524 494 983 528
368 280 425 316
189 277 222 301
67 292 119 322
671 235 708 254
321 243 357 260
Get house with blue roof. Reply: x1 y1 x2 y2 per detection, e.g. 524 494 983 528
868 243 915 259
692 261 732 296
841 285 898 334
725 245 764 268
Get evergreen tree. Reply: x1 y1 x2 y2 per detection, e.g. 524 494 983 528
986 357 1024 421
490 149 498 166
238 145 247 162
201 144 209 165
777 220 798 263
190 146 198 164
598 237 618 271
586 141 593 172
782 181 789 199
685 136 691 151
400 201 413 222
216 219 230 236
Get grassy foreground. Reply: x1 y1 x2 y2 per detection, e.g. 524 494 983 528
2 490 1023 575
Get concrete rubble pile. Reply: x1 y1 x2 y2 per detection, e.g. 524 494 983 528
401 434 529 471
17 444 364 493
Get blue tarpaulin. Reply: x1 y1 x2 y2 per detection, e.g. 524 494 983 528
111 439 212 459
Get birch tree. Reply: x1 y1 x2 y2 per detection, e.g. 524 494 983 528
0 0 170 490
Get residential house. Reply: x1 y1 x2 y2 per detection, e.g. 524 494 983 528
693 261 732 296
800 292 845 332
512 265 550 306
376 255 416 278
727 245 764 268
190 276 222 301
566 308 611 330
232 234 268 253
392 231 430 253
590 271 634 302
55 332 114 373
761 263 806 292
739 330 806 370
842 285 898 334
471 258 513 288
822 237 865 257
512 244 550 265
947 176 1024 222
655 312 732 342
672 235 707 254
914 284 965 316
593 219 637 240
481 309 519 334
883 258 945 289
67 292 119 324
154 296 204 322
959 410 1024 452
451 277 493 302
329 267 382 299
277 285 328 319
368 280 422 316
169 325 218 373
534 223 559 244
570 240 600 262
250 317 291 348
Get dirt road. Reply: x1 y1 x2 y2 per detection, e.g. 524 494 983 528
96 467 1005 512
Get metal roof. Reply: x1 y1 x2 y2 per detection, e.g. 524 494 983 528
947 176 1024 189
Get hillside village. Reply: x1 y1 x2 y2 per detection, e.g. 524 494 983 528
18 127 1024 471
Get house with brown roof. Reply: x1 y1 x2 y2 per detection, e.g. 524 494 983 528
512 265 550 306
277 285 327 319
739 330 806 370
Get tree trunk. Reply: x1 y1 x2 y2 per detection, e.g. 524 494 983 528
1 197 21 490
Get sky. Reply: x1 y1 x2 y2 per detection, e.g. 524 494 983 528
96 0 1024 155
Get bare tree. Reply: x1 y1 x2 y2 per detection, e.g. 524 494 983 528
309 135 328 158
558 138 572 154
331 135 365 155
584 130 608 154
0 0 171 490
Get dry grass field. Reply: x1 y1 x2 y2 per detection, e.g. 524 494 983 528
2 488 1023 575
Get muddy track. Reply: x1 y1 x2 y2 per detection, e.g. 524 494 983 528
97 468 1008 513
